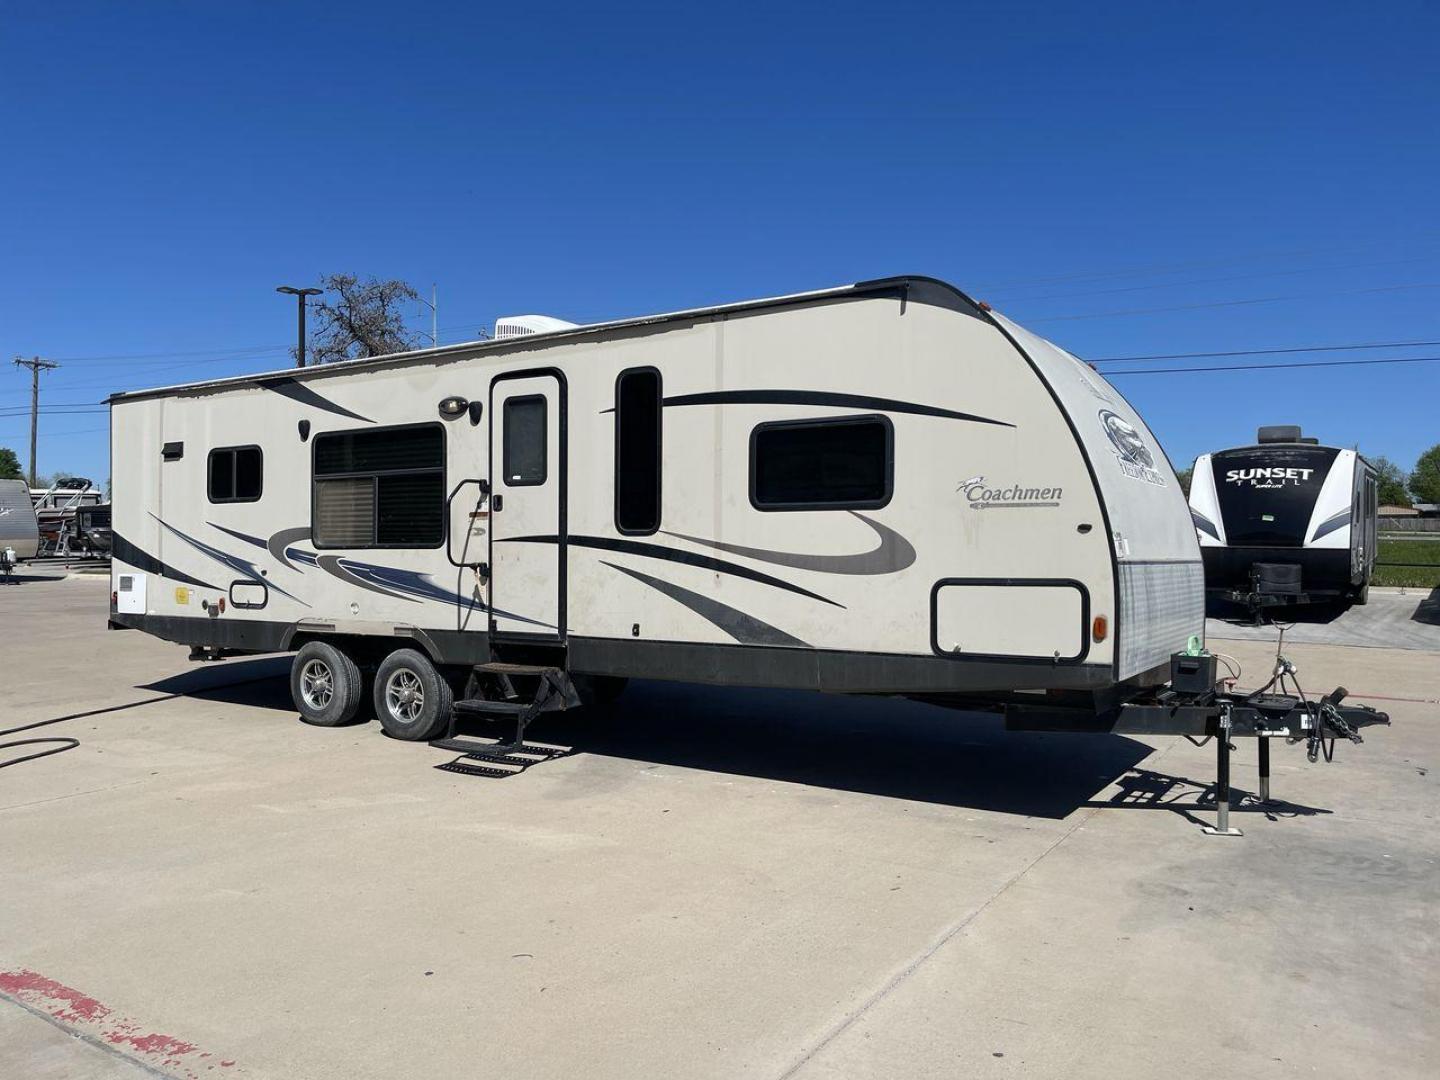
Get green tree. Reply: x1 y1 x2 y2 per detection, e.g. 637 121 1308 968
300 274 422 364
0 446 21 480
1173 465 1193 497
1411 444 1440 504
1370 455 1412 507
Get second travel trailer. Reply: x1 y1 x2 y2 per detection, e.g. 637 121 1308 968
1 479 41 577
107 276 1204 741
1188 426 1378 615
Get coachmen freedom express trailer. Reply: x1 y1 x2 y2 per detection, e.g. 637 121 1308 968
108 277 1206 747
1189 426 1378 615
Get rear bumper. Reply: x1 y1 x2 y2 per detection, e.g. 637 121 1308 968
1201 547 1358 594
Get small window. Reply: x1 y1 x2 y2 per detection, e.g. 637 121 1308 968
614 368 662 534
750 415 893 511
312 424 444 548
503 396 547 486
208 446 263 503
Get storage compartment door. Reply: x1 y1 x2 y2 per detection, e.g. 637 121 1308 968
931 579 1088 663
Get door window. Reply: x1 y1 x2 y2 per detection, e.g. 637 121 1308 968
503 396 547 485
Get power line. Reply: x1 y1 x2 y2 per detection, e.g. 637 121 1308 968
972 235 1440 291
49 343 284 364
1106 355 1440 376
1031 281 1440 322
987 255 1437 303
1091 338 1440 363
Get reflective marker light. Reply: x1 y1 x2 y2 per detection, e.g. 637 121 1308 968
438 395 469 419
1092 615 1108 642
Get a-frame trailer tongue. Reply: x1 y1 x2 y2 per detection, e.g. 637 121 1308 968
1005 650 1390 836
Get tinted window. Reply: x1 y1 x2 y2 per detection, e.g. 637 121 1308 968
208 446 263 503
313 425 444 547
751 416 892 510
615 369 661 533
503 396 547 486
1211 446 1339 547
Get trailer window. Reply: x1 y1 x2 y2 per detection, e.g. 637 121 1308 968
503 396 547 486
614 368 662 534
750 415 893 511
312 424 444 548
208 446 263 503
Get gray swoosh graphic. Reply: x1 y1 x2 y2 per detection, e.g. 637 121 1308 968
660 512 915 575
1190 509 1220 541
1311 509 1351 542
602 562 809 647
268 526 315 571
316 555 420 603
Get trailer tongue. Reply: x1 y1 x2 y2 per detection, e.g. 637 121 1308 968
1004 646 1391 836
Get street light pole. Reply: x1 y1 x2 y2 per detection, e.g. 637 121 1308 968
276 286 324 367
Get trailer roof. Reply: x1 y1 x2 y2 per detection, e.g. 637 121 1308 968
107 276 982 406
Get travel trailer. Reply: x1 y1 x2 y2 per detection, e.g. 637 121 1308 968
1 479 42 572
1189 426 1377 613
108 277 1205 752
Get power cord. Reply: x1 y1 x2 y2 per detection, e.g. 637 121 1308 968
0 716 82 768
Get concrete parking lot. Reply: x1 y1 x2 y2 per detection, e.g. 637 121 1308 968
2 571 1437 1079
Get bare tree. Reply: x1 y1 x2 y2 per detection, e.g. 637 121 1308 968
299 274 422 364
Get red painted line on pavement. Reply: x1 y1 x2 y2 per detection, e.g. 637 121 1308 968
0 968 237 1077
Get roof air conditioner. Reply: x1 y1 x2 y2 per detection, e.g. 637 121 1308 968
493 315 578 340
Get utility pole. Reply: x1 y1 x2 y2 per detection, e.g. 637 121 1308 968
13 355 59 488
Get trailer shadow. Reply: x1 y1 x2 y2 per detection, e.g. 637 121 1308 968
131 661 1335 825
1082 767 1331 829
530 681 1156 820
1412 587 1440 625
138 656 295 712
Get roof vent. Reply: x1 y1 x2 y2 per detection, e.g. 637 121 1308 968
493 314 578 340
1257 425 1304 444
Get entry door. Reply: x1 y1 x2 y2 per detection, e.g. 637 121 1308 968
489 374 564 638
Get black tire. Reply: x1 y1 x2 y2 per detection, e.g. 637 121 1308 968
291 641 364 727
1353 584 1370 606
373 648 453 741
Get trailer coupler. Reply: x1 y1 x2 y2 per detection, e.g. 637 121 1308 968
1005 677 1390 837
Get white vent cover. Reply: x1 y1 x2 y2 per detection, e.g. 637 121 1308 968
493 314 578 340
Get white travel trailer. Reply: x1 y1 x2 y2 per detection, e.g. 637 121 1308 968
1 479 42 570
108 277 1204 756
1189 426 1378 614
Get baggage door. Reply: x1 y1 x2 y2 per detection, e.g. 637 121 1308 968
488 373 564 638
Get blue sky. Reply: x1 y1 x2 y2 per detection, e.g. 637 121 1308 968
2 0 1436 485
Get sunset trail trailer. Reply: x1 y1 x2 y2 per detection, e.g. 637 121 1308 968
1188 426 1378 616
107 276 1209 755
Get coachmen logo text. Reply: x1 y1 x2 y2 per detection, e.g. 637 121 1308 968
958 476 1063 509
1098 409 1166 486
1225 467 1314 488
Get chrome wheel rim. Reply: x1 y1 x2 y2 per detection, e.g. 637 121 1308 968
300 659 334 710
385 669 425 723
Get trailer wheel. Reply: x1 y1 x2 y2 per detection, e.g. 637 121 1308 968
291 641 364 727
373 648 453 741
1353 584 1370 606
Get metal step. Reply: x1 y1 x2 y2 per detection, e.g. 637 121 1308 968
436 758 525 778
453 699 531 717
474 661 562 676
430 735 561 758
